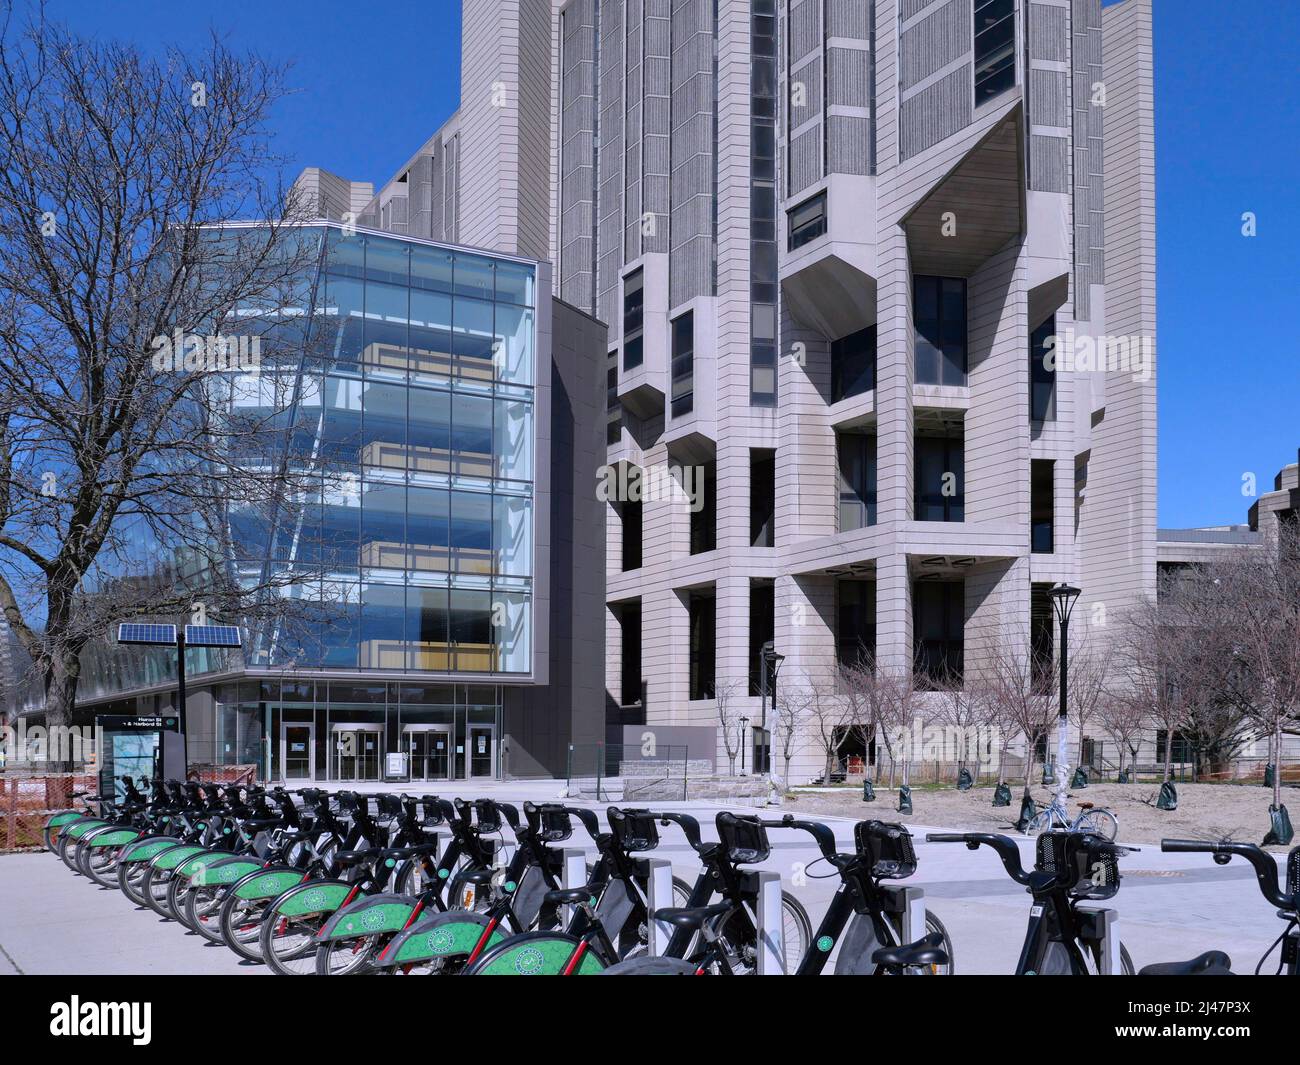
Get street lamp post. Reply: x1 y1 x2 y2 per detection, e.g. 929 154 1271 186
757 641 784 777
738 715 750 775
1049 583 1081 799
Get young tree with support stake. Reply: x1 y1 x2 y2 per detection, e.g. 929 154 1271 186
0 11 327 764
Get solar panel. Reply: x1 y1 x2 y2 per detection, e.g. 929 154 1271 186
116 623 178 646
184 624 242 648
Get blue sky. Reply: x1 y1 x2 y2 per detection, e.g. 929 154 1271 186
43 0 1300 528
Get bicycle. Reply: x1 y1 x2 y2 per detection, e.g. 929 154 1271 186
1023 793 1118 841
1137 838 1299 976
928 829 1136 974
605 816 954 975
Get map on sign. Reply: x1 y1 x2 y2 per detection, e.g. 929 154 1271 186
183 624 242 648
116 623 179 646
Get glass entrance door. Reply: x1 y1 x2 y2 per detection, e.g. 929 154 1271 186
283 724 314 781
334 729 382 781
408 729 451 781
468 726 495 779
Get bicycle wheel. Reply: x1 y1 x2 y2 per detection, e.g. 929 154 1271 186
1120 942 1134 975
82 842 122 889
220 894 272 963
718 890 812 974
1023 810 1053 836
186 885 228 944
259 907 329 976
315 935 383 976
1076 808 1118 841
118 858 150 906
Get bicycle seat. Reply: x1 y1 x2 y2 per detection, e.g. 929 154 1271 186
1137 951 1232 976
544 886 599 907
871 931 949 969
651 903 732 931
333 849 378 867
459 868 498 887
1077 802 1094 810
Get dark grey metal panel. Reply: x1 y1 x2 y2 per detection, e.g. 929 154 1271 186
1030 134 1069 192
900 63 973 160
900 0 971 92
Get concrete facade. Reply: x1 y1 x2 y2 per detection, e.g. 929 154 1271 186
321 0 1160 785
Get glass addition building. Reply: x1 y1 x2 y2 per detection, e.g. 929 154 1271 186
21 221 608 783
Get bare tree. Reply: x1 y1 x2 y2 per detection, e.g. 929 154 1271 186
929 672 989 782
982 628 1055 795
1096 688 1144 779
714 679 744 775
1113 596 1186 783
771 676 814 788
1063 627 1110 775
0 10 324 756
837 655 915 787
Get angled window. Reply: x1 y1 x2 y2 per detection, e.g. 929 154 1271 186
913 581 964 687
671 311 694 418
831 325 877 402
1030 316 1057 422
787 192 828 251
974 0 1016 106
837 433 877 532
622 268 643 370
914 433 964 522
1031 460 1054 554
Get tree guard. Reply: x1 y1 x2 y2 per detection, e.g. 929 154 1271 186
1117 768 1131 784
957 768 973 791
1041 763 1056 786
992 781 1011 807
1156 781 1178 811
896 785 912 815
1070 767 1088 789
862 780 876 803
1016 794 1037 832
1264 764 1276 789
1263 804 1294 847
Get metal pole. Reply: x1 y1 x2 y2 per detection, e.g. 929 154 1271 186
759 651 767 777
176 632 189 776
1056 614 1069 799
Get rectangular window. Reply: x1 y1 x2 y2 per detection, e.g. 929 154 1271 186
913 581 964 687
606 351 622 445
837 579 876 669
1031 459 1054 554
974 0 1016 106
831 325 877 402
838 433 877 532
914 434 964 522
1155 729 1194 764
750 449 776 547
671 311 694 417
690 459 717 555
1030 584 1054 695
622 268 643 370
1030 316 1057 422
688 589 716 700
748 581 775 695
620 497 643 571
788 192 828 251
914 276 967 385
618 601 642 706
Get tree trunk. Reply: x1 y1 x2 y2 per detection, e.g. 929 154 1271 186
43 652 81 774
1163 729 1173 783
1273 725 1283 808
784 754 792 788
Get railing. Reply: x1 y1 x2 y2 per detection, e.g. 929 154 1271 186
565 743 689 802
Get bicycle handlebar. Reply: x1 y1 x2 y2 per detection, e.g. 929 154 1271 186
760 814 842 865
927 832 1032 885
655 811 704 852
1162 839 1291 909
561 805 601 840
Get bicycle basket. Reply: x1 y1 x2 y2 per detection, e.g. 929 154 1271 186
535 804 574 843
1287 847 1299 904
418 796 445 827
1036 831 1121 900
609 808 659 852
473 800 503 833
853 820 917 880
717 813 770 865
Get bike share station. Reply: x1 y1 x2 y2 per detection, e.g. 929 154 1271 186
94 714 185 801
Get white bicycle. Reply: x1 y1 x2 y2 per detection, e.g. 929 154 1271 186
1023 797 1118 841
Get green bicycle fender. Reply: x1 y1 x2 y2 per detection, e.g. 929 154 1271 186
64 819 108 841
85 827 143 848
232 867 307 901
119 837 183 863
272 879 354 918
468 934 607 976
191 856 265 888
177 850 232 879
378 912 504 966
45 811 83 831
317 893 417 941
148 845 207 872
